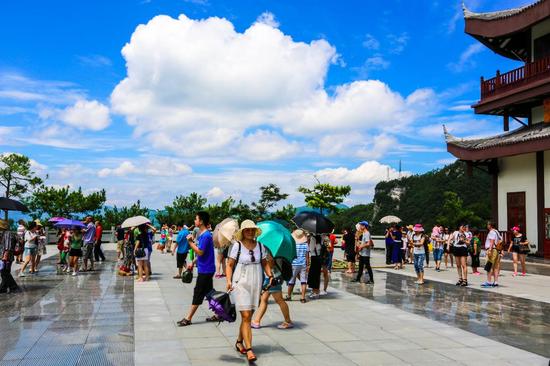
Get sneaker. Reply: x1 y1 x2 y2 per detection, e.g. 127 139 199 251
455 280 463 286
72 272 77 276
512 272 517 277
480 282 492 288
308 293 319 300
521 272 526 276
492 283 499 287
365 280 374 285
473 272 481 275
460 281 468 287
319 290 328 296
18 272 25 277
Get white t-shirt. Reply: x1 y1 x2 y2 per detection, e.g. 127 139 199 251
308 236 321 257
359 231 371 257
229 241 267 264
412 234 425 254
485 229 499 250
24 230 38 249
452 231 467 248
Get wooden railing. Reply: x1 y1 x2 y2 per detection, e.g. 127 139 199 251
480 56 550 100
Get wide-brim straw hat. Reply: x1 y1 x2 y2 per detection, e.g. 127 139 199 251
407 225 414 230
292 229 307 242
34 219 43 227
235 219 262 241
0 220 8 230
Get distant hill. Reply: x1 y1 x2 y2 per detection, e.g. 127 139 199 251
369 161 491 233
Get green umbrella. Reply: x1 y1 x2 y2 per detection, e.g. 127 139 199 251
257 220 297 263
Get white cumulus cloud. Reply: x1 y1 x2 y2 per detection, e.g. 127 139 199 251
58 99 111 130
315 160 409 185
110 13 437 161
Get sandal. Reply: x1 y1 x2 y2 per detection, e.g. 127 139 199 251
245 349 257 362
300 298 307 303
251 322 261 329
205 315 221 322
235 340 246 355
277 322 294 329
284 295 292 301
176 318 192 327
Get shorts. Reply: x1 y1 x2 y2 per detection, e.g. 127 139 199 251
136 248 150 261
345 253 356 262
288 265 307 286
511 244 520 254
117 240 124 252
24 247 37 257
176 252 188 268
192 273 214 305
323 252 333 269
453 246 468 257
83 243 94 260
69 248 83 257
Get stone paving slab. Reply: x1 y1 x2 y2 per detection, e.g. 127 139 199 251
135 249 549 366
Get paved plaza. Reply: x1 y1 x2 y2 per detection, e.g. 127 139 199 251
0 244 549 366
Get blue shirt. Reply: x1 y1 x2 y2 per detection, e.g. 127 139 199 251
196 230 215 274
83 222 96 244
292 242 308 266
147 231 153 251
176 229 190 254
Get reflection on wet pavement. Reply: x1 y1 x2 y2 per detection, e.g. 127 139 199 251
0 251 134 366
332 271 550 358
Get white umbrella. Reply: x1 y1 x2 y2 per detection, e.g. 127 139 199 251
213 218 239 248
379 215 401 224
121 215 150 229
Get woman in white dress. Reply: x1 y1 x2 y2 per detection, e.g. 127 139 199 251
226 220 273 363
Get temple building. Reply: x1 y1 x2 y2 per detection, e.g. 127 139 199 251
445 0 550 257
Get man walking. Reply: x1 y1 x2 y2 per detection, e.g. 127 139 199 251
94 220 106 262
351 221 374 284
177 212 218 326
82 217 96 271
481 222 502 288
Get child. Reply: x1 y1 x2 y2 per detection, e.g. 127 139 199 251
470 229 481 275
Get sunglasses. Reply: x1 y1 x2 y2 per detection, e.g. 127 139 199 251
249 249 255 263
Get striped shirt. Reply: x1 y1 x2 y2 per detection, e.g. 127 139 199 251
293 242 309 266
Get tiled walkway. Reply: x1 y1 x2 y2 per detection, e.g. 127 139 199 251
135 249 549 366
0 246 133 366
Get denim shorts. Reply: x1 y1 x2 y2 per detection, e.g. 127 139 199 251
24 247 37 257
433 248 444 261
414 253 425 273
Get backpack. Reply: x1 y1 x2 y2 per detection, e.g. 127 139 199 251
491 229 504 251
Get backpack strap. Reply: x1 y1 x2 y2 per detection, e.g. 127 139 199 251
235 241 242 264
259 242 263 263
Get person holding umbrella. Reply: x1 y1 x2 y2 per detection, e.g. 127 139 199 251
69 228 84 276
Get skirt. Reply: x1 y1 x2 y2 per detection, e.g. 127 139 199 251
307 256 322 290
230 262 263 311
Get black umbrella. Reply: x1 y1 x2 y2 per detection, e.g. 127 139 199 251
292 211 334 234
0 197 29 212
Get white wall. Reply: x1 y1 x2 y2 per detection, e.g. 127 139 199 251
498 154 538 249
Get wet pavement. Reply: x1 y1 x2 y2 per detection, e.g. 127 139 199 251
333 271 550 358
0 250 133 366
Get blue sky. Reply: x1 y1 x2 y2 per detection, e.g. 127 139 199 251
0 0 534 209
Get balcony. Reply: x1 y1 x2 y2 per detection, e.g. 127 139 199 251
476 56 550 115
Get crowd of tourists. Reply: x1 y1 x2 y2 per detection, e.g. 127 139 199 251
343 221 530 287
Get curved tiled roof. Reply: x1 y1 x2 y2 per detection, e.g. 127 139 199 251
463 0 546 21
445 123 550 150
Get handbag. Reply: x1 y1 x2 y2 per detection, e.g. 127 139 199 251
135 248 146 258
181 269 193 283
206 290 236 323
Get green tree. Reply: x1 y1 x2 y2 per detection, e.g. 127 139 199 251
156 193 207 226
101 200 150 229
436 191 483 230
329 203 375 232
271 204 296 227
0 153 45 219
298 179 351 215
26 186 106 219
252 183 289 218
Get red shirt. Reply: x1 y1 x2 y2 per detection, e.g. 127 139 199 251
329 234 336 253
95 225 103 241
